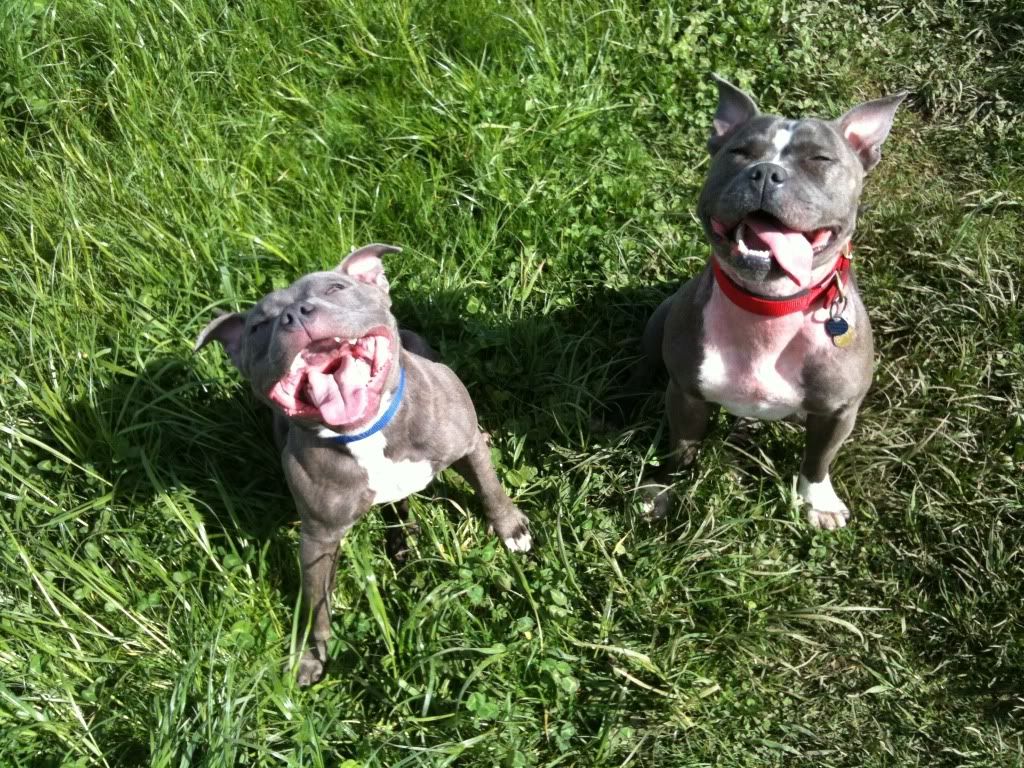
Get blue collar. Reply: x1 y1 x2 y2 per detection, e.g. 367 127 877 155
327 367 406 445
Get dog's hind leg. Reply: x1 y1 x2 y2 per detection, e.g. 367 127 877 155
633 294 674 390
400 329 441 363
382 498 418 563
604 294 675 428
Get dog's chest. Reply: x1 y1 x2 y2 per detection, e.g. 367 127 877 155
344 433 435 505
697 292 834 420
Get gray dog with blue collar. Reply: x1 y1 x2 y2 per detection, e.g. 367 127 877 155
195 244 532 686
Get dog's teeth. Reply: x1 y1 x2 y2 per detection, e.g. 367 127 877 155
734 222 770 258
333 336 342 343
736 233 770 258
736 222 770 255
348 338 358 345
735 223 750 254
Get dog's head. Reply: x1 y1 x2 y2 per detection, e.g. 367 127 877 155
697 75 907 294
196 244 403 431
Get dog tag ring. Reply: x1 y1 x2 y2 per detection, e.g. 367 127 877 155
825 288 855 347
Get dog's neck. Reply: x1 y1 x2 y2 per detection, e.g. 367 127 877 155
712 242 853 317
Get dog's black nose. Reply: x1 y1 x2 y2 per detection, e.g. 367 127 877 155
749 163 788 190
281 301 316 328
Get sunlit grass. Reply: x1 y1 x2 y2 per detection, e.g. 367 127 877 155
0 0 1021 765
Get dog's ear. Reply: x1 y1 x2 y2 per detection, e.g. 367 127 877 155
836 91 909 172
195 311 246 370
708 74 759 154
336 243 402 294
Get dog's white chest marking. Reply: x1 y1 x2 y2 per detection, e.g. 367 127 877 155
697 286 841 420
344 432 435 505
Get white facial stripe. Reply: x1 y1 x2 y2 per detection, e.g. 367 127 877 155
769 125 793 162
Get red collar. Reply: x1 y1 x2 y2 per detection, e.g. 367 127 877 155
711 243 852 317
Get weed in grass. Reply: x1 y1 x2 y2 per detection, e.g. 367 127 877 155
1 1 1022 765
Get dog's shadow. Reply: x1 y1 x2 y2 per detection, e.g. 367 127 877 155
388 281 678 437
56 279 678 616
64 353 292 542
60 273 819 569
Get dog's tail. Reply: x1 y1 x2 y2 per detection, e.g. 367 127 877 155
399 329 442 363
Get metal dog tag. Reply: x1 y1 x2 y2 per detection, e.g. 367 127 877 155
824 316 855 347
824 317 849 337
824 277 855 347
832 328 856 347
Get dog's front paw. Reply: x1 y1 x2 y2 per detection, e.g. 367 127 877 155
806 507 849 530
490 508 532 553
797 474 850 531
295 652 326 688
504 530 532 552
638 482 673 521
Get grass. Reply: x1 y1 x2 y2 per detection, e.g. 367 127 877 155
1 0 1022 765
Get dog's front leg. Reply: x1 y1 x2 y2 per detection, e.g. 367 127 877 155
644 379 718 518
454 436 532 552
666 379 718 469
798 405 861 530
296 523 347 687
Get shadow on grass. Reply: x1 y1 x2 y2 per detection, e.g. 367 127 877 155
63 353 291 539
67 275 680 492
55 270 833 570
48 276 677 606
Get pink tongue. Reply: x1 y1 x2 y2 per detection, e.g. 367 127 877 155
306 356 372 426
746 216 814 288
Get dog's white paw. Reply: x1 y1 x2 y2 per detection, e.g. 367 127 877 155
636 482 672 521
503 531 532 552
491 507 532 553
806 506 849 530
798 474 850 531
639 497 656 517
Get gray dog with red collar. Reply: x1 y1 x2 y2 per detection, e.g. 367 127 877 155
195 244 531 686
643 76 907 528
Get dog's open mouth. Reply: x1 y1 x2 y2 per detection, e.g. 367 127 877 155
713 213 835 288
268 328 393 427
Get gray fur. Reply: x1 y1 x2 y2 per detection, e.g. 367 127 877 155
196 244 530 686
644 76 907 526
